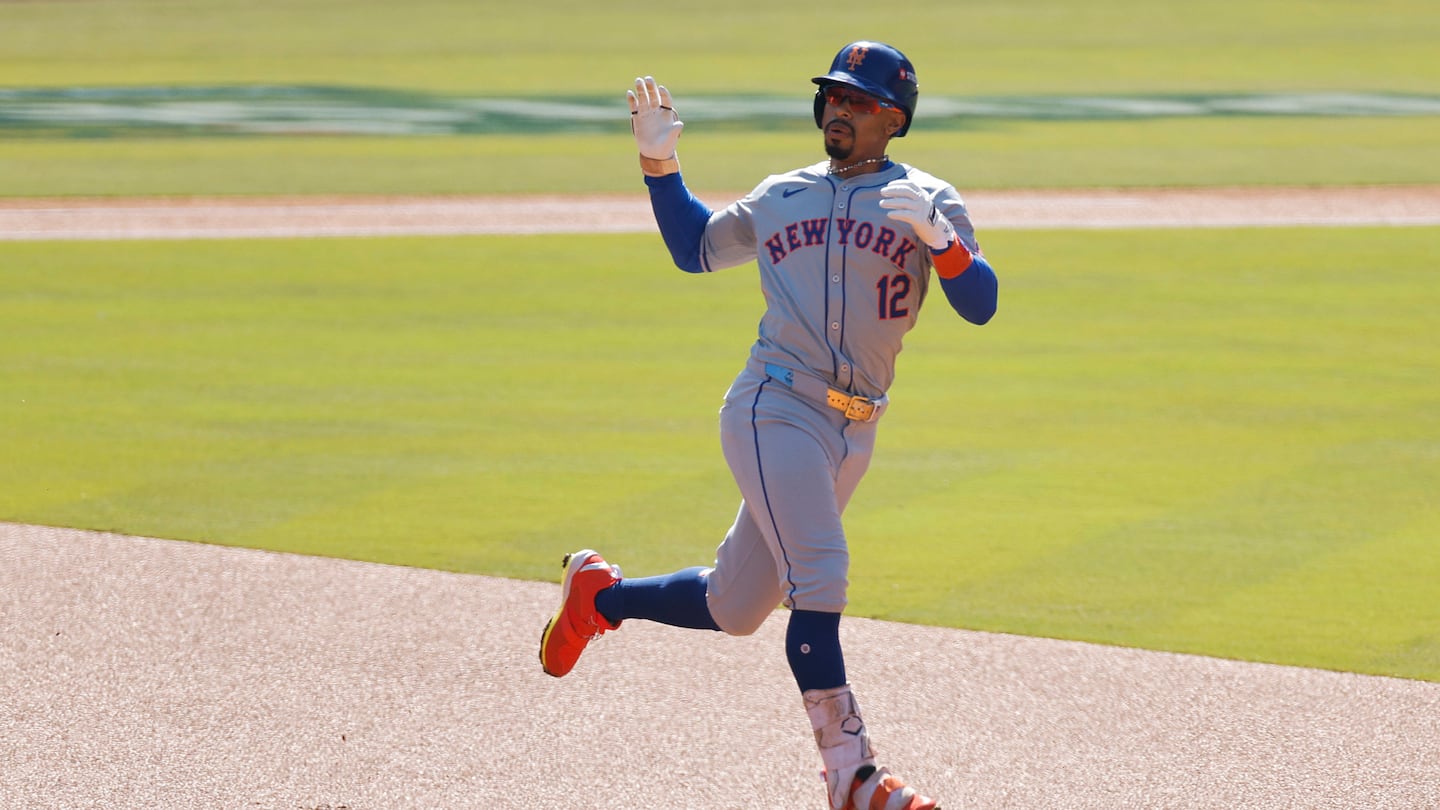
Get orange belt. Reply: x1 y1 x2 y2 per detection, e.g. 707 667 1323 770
762 362 888 423
824 388 882 422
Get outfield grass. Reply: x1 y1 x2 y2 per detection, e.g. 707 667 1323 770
4 115 1440 198
3 228 1436 680
3 0 1437 684
3 0 1436 95
3 0 1439 196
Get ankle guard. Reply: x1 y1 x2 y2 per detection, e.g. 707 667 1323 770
803 684 876 810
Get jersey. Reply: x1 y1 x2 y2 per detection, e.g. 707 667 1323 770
642 158 996 628
696 160 984 398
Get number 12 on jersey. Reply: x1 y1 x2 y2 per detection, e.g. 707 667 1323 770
876 274 912 320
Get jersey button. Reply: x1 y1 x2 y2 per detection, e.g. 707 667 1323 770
830 322 840 330
831 275 840 283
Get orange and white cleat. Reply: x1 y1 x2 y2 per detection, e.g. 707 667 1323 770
539 549 622 678
843 764 939 810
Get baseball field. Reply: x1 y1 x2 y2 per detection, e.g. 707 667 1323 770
3 1 1439 807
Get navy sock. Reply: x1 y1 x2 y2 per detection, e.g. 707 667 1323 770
593 566 721 631
786 609 846 692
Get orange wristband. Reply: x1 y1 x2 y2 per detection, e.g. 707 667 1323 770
932 239 974 279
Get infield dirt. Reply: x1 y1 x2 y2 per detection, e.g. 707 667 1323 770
3 523 1438 808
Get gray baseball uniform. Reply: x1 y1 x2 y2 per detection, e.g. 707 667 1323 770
599 48 986 809
651 159 987 632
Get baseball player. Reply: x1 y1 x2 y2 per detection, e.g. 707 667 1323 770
540 41 997 810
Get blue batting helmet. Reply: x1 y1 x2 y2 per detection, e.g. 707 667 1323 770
812 41 919 137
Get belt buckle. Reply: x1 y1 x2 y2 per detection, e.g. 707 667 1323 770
843 395 876 422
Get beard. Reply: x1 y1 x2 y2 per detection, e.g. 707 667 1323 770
823 119 854 160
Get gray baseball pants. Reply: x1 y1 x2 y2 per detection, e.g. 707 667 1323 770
704 360 879 635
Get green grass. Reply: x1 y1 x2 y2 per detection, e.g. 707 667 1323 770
3 0 1437 681
3 0 1439 196
3 228 1437 680
3 0 1437 95
4 115 1440 198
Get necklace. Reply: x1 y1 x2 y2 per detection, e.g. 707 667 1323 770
828 155 889 176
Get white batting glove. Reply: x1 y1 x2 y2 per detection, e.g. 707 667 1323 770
627 76 684 160
879 179 957 250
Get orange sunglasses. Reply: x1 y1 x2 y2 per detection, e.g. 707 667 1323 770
822 85 898 115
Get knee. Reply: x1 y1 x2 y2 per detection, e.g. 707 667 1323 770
707 596 775 637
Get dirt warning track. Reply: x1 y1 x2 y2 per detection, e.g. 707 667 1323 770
2 185 1438 240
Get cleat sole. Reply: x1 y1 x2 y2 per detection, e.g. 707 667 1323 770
539 616 562 676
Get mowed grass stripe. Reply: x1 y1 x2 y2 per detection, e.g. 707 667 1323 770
3 0 1436 95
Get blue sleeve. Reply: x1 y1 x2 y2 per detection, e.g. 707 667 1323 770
644 173 713 274
936 253 998 325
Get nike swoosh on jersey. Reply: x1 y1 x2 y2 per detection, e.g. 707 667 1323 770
782 187 805 198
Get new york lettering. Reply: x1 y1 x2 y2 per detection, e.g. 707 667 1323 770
764 218 918 270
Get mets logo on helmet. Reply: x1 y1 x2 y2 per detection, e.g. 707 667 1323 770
845 46 870 70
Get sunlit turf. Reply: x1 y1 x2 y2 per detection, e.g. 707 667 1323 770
3 227 1436 680
3 0 1436 95
3 0 1439 196
4 114 1440 198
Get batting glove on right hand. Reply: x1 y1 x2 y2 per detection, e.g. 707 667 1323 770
628 76 685 159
